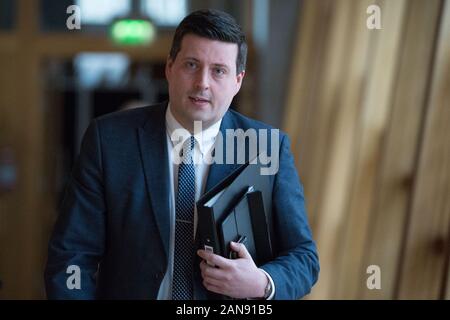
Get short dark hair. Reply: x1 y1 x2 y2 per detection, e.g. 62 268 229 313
169 9 247 74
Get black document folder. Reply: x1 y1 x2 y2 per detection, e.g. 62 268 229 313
220 186 257 260
196 156 274 266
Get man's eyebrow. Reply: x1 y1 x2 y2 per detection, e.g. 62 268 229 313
183 57 200 62
211 63 230 70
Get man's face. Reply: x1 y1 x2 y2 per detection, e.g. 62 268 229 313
166 34 245 131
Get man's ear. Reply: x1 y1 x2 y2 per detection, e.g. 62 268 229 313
165 56 174 80
235 70 246 94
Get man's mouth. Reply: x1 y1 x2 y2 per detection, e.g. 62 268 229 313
189 96 210 104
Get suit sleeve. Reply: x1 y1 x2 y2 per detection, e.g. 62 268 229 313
44 120 106 299
260 134 320 299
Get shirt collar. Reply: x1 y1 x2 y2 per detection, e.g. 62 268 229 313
165 103 222 156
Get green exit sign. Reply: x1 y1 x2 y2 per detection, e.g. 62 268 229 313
110 19 156 45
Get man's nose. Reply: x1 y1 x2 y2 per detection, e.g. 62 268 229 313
194 68 210 91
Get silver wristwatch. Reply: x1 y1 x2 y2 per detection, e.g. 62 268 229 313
263 278 272 299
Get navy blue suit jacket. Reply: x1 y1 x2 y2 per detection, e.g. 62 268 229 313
44 102 319 299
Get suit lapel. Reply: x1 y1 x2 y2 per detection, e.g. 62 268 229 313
137 103 170 258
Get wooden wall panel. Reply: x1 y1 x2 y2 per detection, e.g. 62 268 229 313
0 33 17 52
360 0 442 299
397 0 450 299
283 0 333 229
446 235 450 299
6 0 46 299
304 0 374 299
284 0 447 299
335 0 407 299
0 52 22 299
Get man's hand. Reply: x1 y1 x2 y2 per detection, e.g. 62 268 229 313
197 241 268 299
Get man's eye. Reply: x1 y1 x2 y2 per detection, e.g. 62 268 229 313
186 61 197 69
214 68 226 76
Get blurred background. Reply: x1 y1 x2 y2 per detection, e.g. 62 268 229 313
0 0 449 299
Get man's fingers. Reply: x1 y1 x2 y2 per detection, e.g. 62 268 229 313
200 261 229 281
200 265 226 295
202 276 222 288
230 241 252 259
197 249 231 267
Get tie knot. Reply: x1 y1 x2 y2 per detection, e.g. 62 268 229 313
188 136 195 150
180 136 195 162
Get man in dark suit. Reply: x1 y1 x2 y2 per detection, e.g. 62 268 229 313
45 9 319 300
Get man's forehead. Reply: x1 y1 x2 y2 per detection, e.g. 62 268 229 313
178 34 238 65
